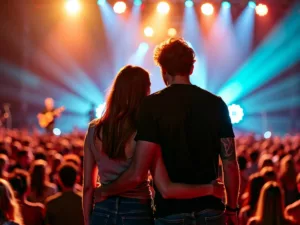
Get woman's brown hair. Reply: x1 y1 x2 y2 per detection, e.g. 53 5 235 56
0 178 23 225
253 181 295 225
94 65 150 159
30 160 47 198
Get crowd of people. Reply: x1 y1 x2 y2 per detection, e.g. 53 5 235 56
0 128 299 225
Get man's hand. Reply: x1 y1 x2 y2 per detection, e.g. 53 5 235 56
225 211 239 225
211 180 225 199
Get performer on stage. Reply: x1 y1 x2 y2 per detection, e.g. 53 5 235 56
37 98 64 134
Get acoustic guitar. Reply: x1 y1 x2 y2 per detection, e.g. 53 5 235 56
37 106 65 128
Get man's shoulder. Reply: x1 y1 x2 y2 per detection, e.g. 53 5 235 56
25 201 45 210
286 199 300 213
45 192 63 206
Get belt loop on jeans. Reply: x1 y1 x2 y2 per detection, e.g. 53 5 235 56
116 197 120 213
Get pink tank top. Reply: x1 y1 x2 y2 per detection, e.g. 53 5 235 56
86 124 151 199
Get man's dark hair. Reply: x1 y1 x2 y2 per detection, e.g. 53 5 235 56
8 169 29 197
63 154 81 167
58 163 78 188
154 38 195 76
0 148 8 156
17 149 29 158
250 150 259 163
34 149 47 161
238 156 247 171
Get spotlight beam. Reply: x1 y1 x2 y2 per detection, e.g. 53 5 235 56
218 3 300 104
242 75 300 113
0 62 91 114
127 43 149 66
46 38 104 104
183 6 207 89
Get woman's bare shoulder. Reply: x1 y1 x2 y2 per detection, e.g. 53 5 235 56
247 217 259 225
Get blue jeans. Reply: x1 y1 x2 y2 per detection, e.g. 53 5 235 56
155 209 225 225
91 197 154 225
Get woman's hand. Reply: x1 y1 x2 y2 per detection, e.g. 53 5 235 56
94 186 109 203
211 180 225 199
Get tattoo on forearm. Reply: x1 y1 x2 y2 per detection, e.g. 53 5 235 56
220 138 236 160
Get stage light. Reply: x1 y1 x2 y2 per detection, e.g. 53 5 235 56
97 0 106 6
248 1 256 9
65 0 81 15
201 3 214 16
53 128 61 136
185 0 194 8
256 3 268 16
264 131 272 139
144 26 154 37
113 1 127 14
157 2 170 15
228 104 244 124
134 0 142 6
168 28 177 37
222 1 231 9
96 103 106 118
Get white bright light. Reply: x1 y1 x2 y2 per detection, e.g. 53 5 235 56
53 128 61 136
144 26 154 37
157 2 170 15
168 28 177 37
228 104 244 124
201 3 214 16
264 131 272 139
113 1 127 14
65 0 81 15
256 4 268 17
96 103 106 118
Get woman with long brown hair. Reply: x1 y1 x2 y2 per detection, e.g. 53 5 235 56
83 65 225 225
248 181 296 225
239 173 265 225
0 178 23 225
27 160 57 204
279 155 299 206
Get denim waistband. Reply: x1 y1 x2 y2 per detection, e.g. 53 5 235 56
95 196 152 205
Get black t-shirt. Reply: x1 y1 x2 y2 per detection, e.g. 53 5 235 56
135 84 235 218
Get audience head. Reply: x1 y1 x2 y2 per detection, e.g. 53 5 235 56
30 160 48 197
255 181 293 225
16 148 31 169
154 38 195 84
246 173 266 210
45 97 54 110
95 65 150 159
260 167 277 182
8 169 29 199
63 154 81 168
258 154 274 171
279 155 297 179
0 178 23 225
0 154 8 173
34 148 47 161
57 163 78 190
238 156 247 171
249 150 260 163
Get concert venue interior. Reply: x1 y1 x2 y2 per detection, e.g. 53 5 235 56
0 0 298 135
